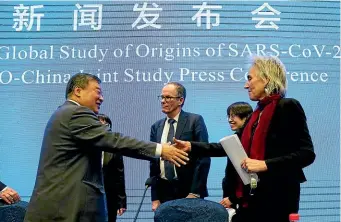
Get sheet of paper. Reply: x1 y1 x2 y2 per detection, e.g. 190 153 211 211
226 208 236 222
219 134 254 185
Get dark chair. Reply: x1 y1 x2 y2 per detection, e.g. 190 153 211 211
154 198 229 222
0 201 28 222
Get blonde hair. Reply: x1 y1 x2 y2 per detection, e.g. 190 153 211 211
252 56 287 96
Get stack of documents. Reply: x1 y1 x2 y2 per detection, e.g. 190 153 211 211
219 134 258 185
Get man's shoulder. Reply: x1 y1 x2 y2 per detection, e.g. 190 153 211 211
58 101 96 116
50 101 96 126
181 111 203 120
56 101 79 113
152 118 165 128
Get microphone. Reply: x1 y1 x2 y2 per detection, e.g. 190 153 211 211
133 177 155 222
145 177 154 188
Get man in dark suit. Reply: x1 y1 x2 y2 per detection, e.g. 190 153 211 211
0 181 21 205
24 73 189 222
150 82 211 211
98 113 127 222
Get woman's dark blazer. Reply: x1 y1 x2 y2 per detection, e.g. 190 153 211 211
191 98 315 211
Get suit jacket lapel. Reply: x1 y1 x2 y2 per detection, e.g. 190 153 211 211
156 119 166 143
174 111 188 176
175 111 188 139
62 100 78 107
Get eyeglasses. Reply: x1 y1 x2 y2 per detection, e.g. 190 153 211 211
226 114 236 120
157 95 181 102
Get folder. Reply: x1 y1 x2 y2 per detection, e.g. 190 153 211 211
219 134 258 185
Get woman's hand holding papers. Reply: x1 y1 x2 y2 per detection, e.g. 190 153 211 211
219 197 232 208
241 158 268 173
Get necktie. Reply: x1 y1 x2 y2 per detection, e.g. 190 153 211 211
165 118 176 180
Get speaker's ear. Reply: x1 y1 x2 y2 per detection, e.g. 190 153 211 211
74 86 82 97
179 97 184 106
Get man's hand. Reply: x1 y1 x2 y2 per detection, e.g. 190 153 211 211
152 200 161 211
241 158 268 173
161 143 189 167
173 138 191 152
117 208 126 216
186 193 199 198
219 197 232 208
0 187 21 204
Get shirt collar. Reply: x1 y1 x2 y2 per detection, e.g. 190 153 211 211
166 111 180 123
67 99 81 106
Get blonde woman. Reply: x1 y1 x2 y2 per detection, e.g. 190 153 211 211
175 56 315 222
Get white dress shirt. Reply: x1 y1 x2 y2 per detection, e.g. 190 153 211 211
159 112 180 180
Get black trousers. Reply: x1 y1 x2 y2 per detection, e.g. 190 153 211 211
105 191 118 222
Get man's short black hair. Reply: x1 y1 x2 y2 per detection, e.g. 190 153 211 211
65 73 101 99
227 102 253 119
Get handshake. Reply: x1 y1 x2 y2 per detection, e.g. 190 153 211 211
160 138 192 167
